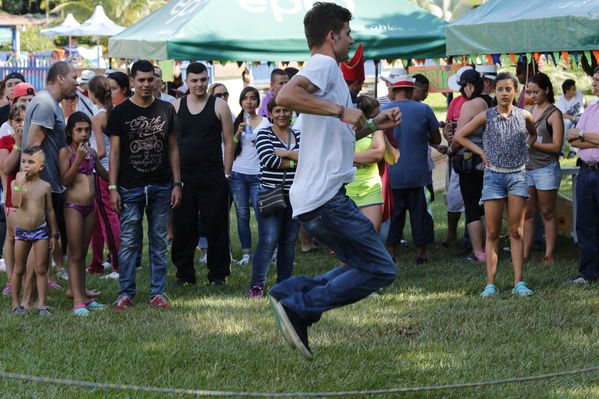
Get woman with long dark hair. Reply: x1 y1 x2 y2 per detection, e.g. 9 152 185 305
231 86 270 264
523 72 563 264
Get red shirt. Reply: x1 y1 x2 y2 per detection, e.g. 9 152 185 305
0 135 16 207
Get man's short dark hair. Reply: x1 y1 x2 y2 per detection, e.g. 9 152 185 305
130 60 154 78
270 68 287 82
23 145 44 158
47 61 72 83
413 74 429 86
303 2 352 49
187 62 207 75
562 79 576 93
284 67 299 79
594 66 599 75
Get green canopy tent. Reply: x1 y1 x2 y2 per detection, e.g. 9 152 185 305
446 0 599 56
108 0 446 61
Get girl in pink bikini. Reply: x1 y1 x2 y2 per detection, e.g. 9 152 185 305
58 112 109 316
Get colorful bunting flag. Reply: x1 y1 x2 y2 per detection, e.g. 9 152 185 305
561 51 570 66
573 52 579 67
509 53 517 65
551 53 558 66
593 50 599 64
485 54 493 65
584 51 592 63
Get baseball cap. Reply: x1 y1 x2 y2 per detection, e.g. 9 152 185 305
13 82 35 100
77 70 96 85
476 65 497 80
4 72 25 83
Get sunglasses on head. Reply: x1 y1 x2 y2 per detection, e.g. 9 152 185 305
214 92 229 98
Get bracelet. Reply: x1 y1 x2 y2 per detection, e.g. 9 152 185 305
367 119 377 133
13 185 22 191
51 233 60 239
13 145 21 151
108 185 117 190
289 160 295 168
233 136 240 143
337 105 345 120
527 142 533 150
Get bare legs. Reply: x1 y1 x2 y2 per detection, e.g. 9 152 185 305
523 187 557 262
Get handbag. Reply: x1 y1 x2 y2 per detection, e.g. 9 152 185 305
258 129 293 217
451 150 482 175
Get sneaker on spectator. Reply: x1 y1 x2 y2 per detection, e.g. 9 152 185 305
86 265 105 274
47 280 63 291
101 271 119 280
480 284 499 297
149 294 170 309
0 258 5 272
57 268 69 280
236 254 250 265
512 281 533 296
2 284 12 295
249 285 264 299
102 261 113 270
114 295 133 311
566 276 592 285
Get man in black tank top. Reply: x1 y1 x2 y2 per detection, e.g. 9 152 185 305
171 62 235 286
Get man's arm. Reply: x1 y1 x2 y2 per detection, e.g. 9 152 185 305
567 127 599 146
168 132 182 209
108 135 121 212
45 185 59 252
217 99 234 175
26 124 47 147
277 75 366 129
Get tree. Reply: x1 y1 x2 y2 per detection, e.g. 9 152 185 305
407 0 472 22
46 0 166 27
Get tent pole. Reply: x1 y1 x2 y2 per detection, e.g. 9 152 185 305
374 60 378 98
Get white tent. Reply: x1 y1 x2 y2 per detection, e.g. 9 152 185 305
60 6 125 68
40 13 80 37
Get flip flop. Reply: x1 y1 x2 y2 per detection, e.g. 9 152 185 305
85 299 107 310
72 304 90 316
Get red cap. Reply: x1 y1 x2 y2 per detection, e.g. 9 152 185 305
340 43 365 82
13 82 35 100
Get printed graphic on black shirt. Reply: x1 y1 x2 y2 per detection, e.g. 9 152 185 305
126 115 167 173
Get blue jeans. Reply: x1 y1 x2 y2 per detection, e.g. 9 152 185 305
230 171 261 250
575 167 599 280
118 184 171 299
251 195 299 288
269 191 397 324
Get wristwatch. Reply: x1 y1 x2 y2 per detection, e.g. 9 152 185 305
174 181 184 188
578 131 585 142
447 147 454 156
51 233 60 239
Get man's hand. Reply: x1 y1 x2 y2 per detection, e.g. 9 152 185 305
274 148 290 158
567 127 581 142
49 237 57 252
171 186 182 209
341 107 367 131
109 189 121 213
374 107 402 130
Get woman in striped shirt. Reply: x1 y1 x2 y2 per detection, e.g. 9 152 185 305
249 97 300 299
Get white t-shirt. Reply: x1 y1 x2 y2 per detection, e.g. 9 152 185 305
556 90 584 117
289 53 355 217
160 92 176 103
0 121 13 138
232 116 270 175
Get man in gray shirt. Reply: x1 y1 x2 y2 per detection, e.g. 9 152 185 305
22 61 79 284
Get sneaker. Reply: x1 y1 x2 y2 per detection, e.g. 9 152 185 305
566 276 592 285
101 271 120 280
2 284 12 295
0 258 5 272
57 268 69 281
236 254 250 265
199 254 207 263
37 306 53 316
11 305 28 315
47 280 63 291
114 295 133 311
87 265 106 274
512 281 534 296
72 303 90 316
102 261 113 270
268 294 313 360
172 279 195 288
249 285 264 299
149 294 170 309
85 299 107 310
480 284 499 297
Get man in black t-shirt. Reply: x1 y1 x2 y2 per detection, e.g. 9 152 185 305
171 62 234 287
107 60 182 310
0 72 25 125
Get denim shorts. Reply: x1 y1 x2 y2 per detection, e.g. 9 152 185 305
480 168 529 202
526 161 561 191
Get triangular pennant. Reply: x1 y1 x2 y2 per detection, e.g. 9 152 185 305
593 50 599 64
386 59 394 65
561 51 570 66
298 61 304 67
492 54 501 65
267 61 272 67
237 61 243 68
551 52 558 66
544 52 549 62
532 52 540 62
573 51 579 67
281 61 289 67
485 54 493 65
509 53 517 65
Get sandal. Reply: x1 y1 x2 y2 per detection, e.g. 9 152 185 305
85 299 107 310
72 304 90 316
11 305 28 315
37 306 53 316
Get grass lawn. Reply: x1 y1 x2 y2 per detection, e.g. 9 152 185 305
1 166 598 398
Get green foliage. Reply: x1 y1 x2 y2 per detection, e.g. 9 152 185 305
48 0 167 27
20 27 55 53
2 0 27 14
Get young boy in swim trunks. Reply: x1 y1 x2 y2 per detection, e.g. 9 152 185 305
9 146 59 316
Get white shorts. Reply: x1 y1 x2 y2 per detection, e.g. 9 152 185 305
444 164 465 213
